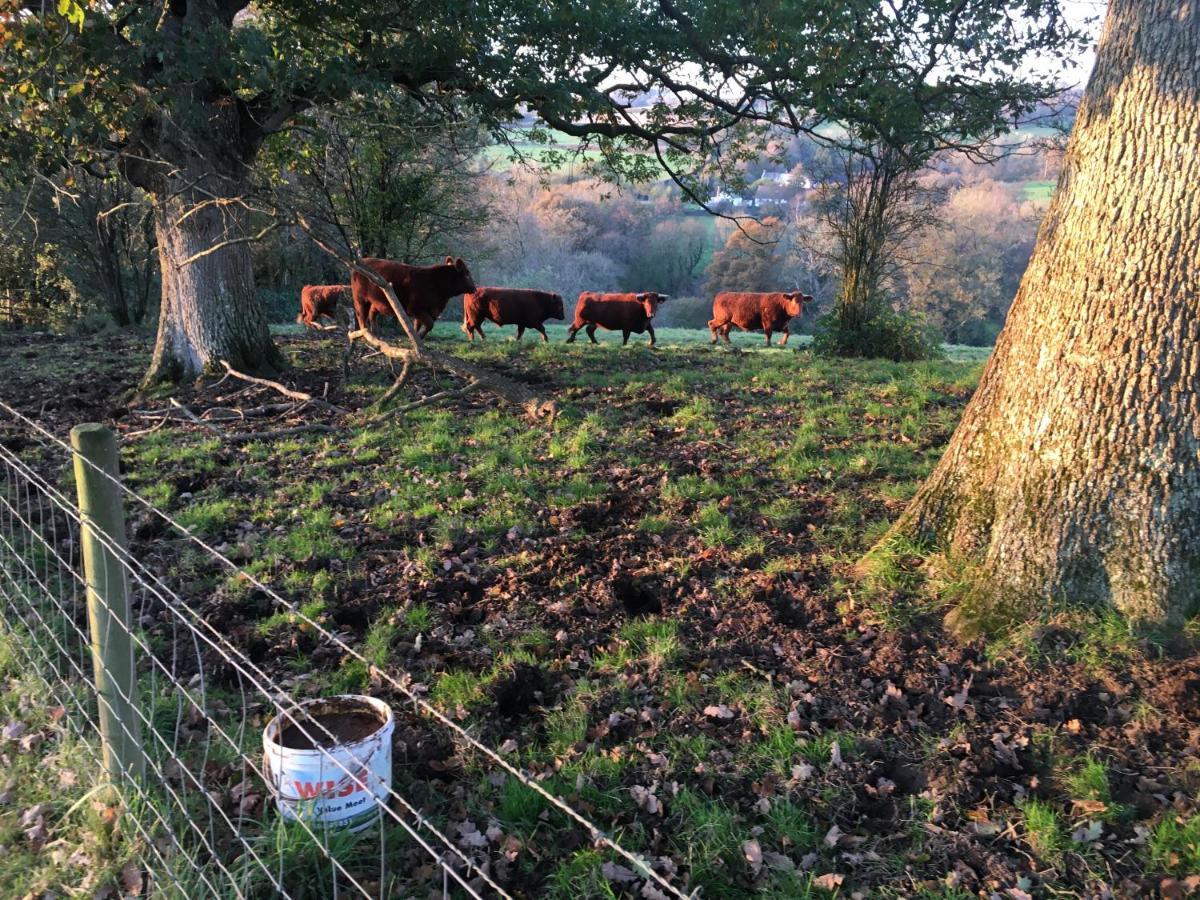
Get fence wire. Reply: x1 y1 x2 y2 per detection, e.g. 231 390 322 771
0 399 691 900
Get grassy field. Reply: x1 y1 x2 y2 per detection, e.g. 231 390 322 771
1 327 1197 898
1020 180 1057 202
274 320 995 362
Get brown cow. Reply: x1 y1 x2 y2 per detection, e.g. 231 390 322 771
350 256 476 336
462 287 565 342
565 292 669 347
296 285 351 329
709 291 813 346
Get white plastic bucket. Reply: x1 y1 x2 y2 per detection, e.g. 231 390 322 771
263 695 394 832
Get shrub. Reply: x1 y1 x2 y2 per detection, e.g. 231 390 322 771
811 307 941 361
653 295 712 330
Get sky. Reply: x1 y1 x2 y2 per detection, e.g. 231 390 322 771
1045 0 1107 85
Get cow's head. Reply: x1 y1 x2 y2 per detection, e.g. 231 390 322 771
547 292 566 320
445 256 476 295
784 291 814 318
637 292 669 319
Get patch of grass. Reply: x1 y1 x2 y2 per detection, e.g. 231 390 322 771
1147 813 1200 876
763 799 818 853
670 396 718 431
695 501 736 548
0 634 132 899
636 514 672 534
431 669 486 711
1063 756 1122 822
1019 798 1064 863
596 620 681 671
662 473 724 504
496 777 552 836
669 789 743 895
546 849 619 900
175 496 240 534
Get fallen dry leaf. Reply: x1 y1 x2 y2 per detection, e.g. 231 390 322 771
945 675 973 711
742 839 763 876
121 860 144 896
601 861 638 884
813 873 845 890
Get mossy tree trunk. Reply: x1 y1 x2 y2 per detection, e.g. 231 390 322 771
882 0 1200 627
144 174 283 385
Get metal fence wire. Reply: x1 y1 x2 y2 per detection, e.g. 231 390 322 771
0 400 691 900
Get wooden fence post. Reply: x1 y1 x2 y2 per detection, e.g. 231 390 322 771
70 423 144 783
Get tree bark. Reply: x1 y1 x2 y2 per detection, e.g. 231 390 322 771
144 184 283 384
119 1 285 386
881 0 1200 628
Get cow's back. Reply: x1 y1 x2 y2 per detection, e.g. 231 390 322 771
714 292 765 328
576 292 648 330
482 288 554 325
355 258 444 316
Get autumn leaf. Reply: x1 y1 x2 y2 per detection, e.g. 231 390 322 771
121 860 145 896
601 861 638 884
742 838 763 876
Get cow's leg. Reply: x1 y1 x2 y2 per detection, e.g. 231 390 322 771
765 330 773 346
415 313 435 337
779 331 790 346
566 325 579 343
647 323 656 347
586 323 598 344
709 319 720 343
622 330 631 345
516 325 525 341
722 325 732 343
536 325 549 342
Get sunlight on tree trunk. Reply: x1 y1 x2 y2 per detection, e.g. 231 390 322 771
878 0 1200 629
143 185 283 386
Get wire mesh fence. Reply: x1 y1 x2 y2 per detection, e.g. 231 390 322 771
0 399 690 899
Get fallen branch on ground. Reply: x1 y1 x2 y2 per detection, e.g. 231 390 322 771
168 398 338 444
132 402 299 422
386 381 479 416
349 328 557 421
219 360 347 415
373 357 414 410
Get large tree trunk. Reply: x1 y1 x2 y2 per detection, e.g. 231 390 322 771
118 0 284 386
881 0 1200 628
143 183 283 384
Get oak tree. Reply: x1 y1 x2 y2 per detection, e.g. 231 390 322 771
882 0 1200 629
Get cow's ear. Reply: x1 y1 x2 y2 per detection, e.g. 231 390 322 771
635 292 648 301
455 257 467 271
445 256 454 265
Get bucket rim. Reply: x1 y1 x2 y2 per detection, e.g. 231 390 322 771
263 694 394 755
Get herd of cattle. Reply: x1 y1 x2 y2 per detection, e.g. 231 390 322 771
296 256 814 347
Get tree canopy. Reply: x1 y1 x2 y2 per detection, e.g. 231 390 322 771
1 0 1090 196
0 0 1090 382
